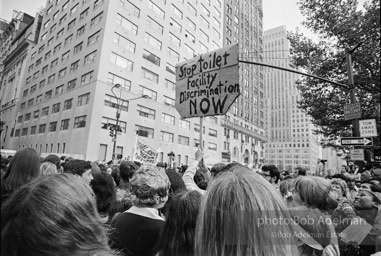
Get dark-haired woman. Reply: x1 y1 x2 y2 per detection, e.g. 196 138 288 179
1 148 40 206
157 190 202 256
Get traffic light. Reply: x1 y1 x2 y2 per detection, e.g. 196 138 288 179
109 127 114 137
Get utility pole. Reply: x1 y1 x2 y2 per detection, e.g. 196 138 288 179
346 42 363 137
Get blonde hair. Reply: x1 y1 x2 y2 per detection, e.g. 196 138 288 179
195 166 299 256
293 176 331 210
40 162 58 175
130 165 170 207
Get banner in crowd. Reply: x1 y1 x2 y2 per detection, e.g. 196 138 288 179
133 137 158 164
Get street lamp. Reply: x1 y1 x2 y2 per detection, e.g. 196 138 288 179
110 83 148 162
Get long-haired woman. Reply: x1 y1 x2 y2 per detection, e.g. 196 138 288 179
1 147 40 205
1 173 120 256
195 165 299 256
157 190 202 256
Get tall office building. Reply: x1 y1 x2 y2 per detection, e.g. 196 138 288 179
263 26 320 173
219 0 266 165
0 11 42 148
7 0 227 164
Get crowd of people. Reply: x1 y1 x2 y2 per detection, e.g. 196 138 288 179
1 147 380 256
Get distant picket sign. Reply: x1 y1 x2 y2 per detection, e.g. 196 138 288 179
175 43 240 118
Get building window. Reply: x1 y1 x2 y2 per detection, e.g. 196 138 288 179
80 71 94 85
169 33 180 46
73 42 83 54
144 33 162 50
42 65 48 74
51 58 58 68
80 8 89 20
17 115 23 123
70 60 80 72
141 68 159 83
171 4 182 19
49 122 57 132
107 73 131 91
33 110 39 119
135 125 154 139
77 25 86 37
88 30 101 46
161 131 174 142
67 79 77 90
122 0 140 17
59 14 67 26
185 44 195 56
161 113 175 125
55 84 64 95
39 124 46 133
163 96 175 107
165 79 175 91
104 94 128 111
31 126 37 134
61 119 70 130
36 94 42 103
147 16 163 34
148 1 165 19
167 48 179 61
139 85 157 100
57 29 64 39
63 98 73 110
62 51 70 61
48 74 55 84
84 50 97 65
179 119 190 130
52 103 60 113
142 49 160 66
27 98 34 106
42 107 49 116
90 12 103 27
170 18 182 32
116 14 138 34
209 129 217 137
25 113 31 121
187 3 197 16
110 52 133 70
74 115 87 128
208 142 217 151
77 93 90 106
186 18 196 30
178 135 189 145
137 105 155 119
67 19 75 31
58 67 67 78
45 90 53 100
113 33 135 53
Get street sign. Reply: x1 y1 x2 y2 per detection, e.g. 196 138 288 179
344 103 361 120
350 149 364 161
175 43 240 118
340 137 373 146
359 119 378 137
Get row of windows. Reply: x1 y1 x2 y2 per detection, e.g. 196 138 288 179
21 71 94 110
13 115 87 137
19 93 90 121
17 142 67 155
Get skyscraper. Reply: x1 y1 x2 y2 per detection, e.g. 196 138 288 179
220 0 266 165
263 26 320 173
7 0 226 164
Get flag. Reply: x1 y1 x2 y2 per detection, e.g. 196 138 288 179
133 137 158 164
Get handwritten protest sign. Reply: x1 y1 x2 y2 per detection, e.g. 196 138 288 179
133 137 158 164
175 43 240 118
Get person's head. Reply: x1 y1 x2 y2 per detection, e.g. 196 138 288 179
353 190 381 211
43 154 61 172
156 162 166 168
165 169 186 193
373 168 381 179
39 162 58 175
2 148 40 193
90 172 116 217
64 159 93 184
258 165 280 184
119 161 137 183
279 179 295 207
158 190 202 256
98 164 107 173
340 165 349 173
194 169 207 190
1 173 118 256
360 180 381 192
297 168 307 176
293 176 332 210
195 166 299 256
361 170 373 182
330 178 348 199
110 167 121 187
210 162 227 177
130 165 170 209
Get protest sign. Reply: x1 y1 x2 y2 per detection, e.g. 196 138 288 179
175 43 240 118
133 137 158 164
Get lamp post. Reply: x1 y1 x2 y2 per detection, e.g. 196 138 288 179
110 83 149 162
